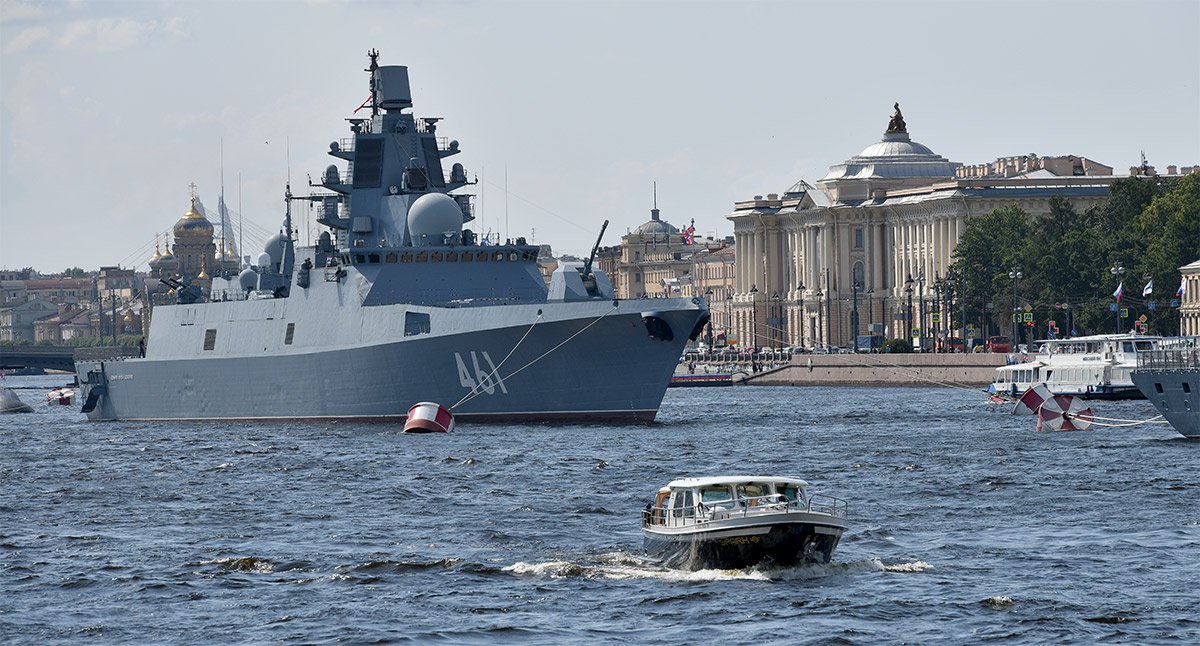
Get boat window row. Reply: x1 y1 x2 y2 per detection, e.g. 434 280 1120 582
345 249 538 266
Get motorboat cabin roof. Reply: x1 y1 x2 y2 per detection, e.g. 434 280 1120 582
661 476 809 491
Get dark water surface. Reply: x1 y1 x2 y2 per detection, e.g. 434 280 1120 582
2 375 1197 644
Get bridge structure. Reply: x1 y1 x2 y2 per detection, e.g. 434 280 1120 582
0 346 139 373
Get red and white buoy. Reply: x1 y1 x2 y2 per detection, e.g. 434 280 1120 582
403 401 455 433
1035 394 1094 432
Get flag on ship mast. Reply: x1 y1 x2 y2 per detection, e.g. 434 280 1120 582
1113 281 1124 304
1142 279 1153 297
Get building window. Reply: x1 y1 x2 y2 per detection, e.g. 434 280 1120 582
203 329 216 351
853 262 865 287
284 322 295 345
855 227 864 249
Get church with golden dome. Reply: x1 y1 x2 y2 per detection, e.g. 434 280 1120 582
146 184 240 303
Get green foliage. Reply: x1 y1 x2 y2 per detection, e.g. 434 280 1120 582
880 338 913 353
949 175 1198 338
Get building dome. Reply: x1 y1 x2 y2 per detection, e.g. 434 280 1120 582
174 198 214 237
148 244 163 269
632 206 679 236
855 133 939 159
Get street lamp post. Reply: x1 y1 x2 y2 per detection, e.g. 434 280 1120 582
1009 266 1023 346
816 289 824 350
1110 261 1125 333
797 282 806 348
916 269 926 351
704 288 714 350
725 293 733 349
933 274 943 351
749 284 759 351
851 281 861 347
771 293 782 348
905 274 915 347
866 288 875 338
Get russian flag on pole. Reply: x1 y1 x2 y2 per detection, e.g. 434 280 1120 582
1113 281 1124 304
1178 279 1186 297
1142 279 1153 297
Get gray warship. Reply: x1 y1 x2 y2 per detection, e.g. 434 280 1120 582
75 50 708 424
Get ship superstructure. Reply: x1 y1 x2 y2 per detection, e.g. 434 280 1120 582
76 51 708 423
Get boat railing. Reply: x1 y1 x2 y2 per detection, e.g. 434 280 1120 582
642 493 849 528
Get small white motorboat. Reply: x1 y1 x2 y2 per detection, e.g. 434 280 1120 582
642 476 848 570
47 387 75 406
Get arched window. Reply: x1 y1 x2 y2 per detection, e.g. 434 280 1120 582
853 261 865 288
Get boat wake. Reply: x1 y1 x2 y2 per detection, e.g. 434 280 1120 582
502 552 924 582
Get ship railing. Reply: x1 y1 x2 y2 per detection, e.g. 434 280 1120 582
1136 337 1199 370
1136 345 1200 371
641 493 849 528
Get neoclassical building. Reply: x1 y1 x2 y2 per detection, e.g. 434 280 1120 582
727 105 1120 351
1180 259 1200 336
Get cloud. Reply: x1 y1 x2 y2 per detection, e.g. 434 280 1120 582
0 1 60 22
56 17 163 53
2 26 51 53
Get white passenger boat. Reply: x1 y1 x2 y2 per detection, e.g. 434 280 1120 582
642 476 848 570
990 334 1164 400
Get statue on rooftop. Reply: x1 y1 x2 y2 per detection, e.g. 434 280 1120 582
886 102 907 134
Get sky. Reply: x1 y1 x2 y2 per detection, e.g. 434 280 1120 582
2 0 1198 273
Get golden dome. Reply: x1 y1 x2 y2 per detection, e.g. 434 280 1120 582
174 197 214 237
197 259 210 280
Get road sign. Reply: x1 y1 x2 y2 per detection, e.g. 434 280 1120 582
931 313 941 323
1022 312 1033 322
1138 314 1147 322
911 328 920 338
1120 308 1129 319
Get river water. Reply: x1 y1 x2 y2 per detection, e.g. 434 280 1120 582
1 374 1197 644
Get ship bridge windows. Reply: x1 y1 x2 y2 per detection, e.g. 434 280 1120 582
404 311 431 336
368 253 380 264
416 252 428 263
203 329 216 351
385 253 398 263
460 252 473 262
493 251 505 262
431 251 444 262
446 252 458 262
401 253 413 263
476 252 489 262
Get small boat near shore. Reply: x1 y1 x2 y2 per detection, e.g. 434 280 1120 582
668 373 734 388
642 476 848 570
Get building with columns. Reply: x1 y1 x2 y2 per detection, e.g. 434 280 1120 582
727 104 1119 351
1179 259 1200 336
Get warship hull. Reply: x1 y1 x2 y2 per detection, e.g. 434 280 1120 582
76 298 704 423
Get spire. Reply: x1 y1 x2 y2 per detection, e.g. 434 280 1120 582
651 181 660 221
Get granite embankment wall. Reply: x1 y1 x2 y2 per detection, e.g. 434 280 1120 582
744 354 1009 387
